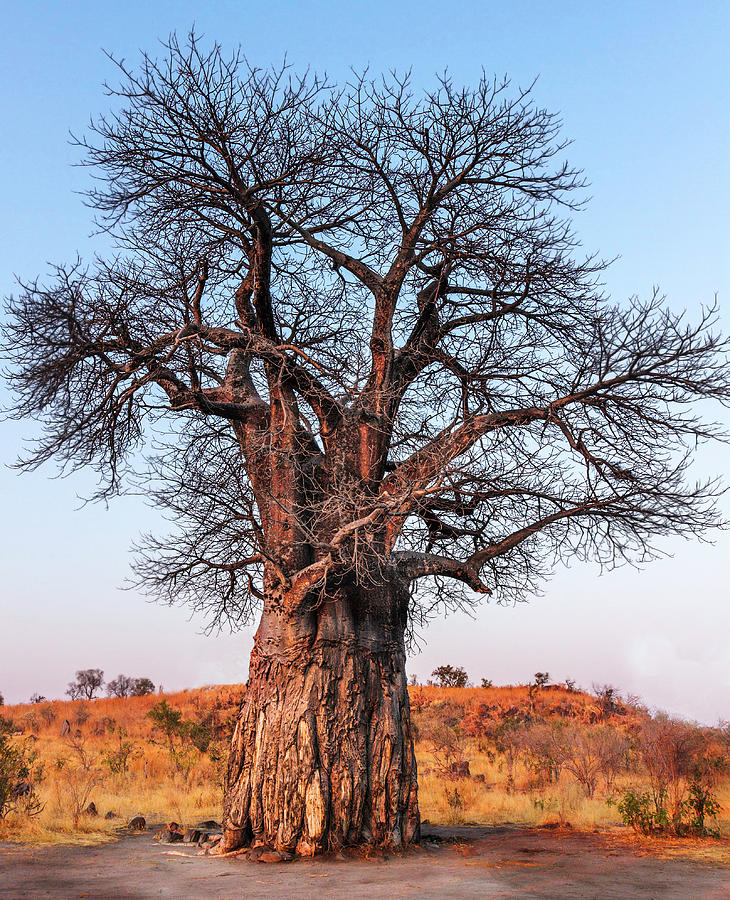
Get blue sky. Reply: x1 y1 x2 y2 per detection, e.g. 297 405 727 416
1 1 728 720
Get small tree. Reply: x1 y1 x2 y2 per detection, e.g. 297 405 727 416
533 672 550 689
431 665 469 688
556 725 628 797
29 693 46 704
422 721 470 780
106 675 135 697
131 677 155 696
57 732 104 827
480 678 493 689
147 700 197 779
101 726 138 775
66 669 104 701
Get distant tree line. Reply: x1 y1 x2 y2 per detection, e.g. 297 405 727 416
64 669 156 700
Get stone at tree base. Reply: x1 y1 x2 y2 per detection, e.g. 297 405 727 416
128 815 146 831
197 820 220 830
161 829 184 843
182 828 202 843
258 850 293 863
248 847 293 863
154 822 185 843
199 834 221 850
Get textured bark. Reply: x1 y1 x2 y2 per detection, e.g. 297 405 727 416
222 580 420 855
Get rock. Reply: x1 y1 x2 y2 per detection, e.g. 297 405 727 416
128 815 146 831
161 829 184 843
85 802 98 817
167 821 182 833
197 832 209 845
197 820 221 830
104 810 120 820
183 828 202 844
251 848 293 863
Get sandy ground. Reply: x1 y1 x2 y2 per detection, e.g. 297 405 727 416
1 825 729 899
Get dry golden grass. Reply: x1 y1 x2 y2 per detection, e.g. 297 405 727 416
2 683 728 846
0 686 238 844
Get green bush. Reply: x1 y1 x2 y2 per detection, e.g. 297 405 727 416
613 782 721 837
613 788 669 835
0 719 44 820
101 726 138 775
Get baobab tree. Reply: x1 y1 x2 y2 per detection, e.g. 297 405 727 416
4 35 729 855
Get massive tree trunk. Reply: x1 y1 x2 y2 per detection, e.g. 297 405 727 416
221 576 420 855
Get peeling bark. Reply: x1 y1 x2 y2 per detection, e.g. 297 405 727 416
222 580 420 855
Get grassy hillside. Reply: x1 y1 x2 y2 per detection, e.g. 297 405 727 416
1 682 727 845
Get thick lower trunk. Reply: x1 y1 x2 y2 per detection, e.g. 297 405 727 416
222 580 419 855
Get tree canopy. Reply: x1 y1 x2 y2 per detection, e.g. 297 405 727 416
4 33 729 634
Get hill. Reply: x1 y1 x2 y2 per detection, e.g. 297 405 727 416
0 682 727 844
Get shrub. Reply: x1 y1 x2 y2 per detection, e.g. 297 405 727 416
593 684 622 718
684 780 721 837
633 716 703 823
431 665 468 688
74 703 90 727
40 704 56 726
445 786 464 822
0 719 44 820
613 782 721 837
57 733 104 827
101 727 138 774
421 719 470 780
614 788 669 835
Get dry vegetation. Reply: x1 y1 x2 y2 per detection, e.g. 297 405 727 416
1 682 728 846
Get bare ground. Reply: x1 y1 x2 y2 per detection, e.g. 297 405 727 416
1 825 729 899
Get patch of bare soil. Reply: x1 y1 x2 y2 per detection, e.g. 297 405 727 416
1 825 729 899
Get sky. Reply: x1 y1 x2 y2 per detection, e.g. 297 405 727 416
0 1 728 722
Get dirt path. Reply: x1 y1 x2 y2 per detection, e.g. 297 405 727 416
1 826 729 899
